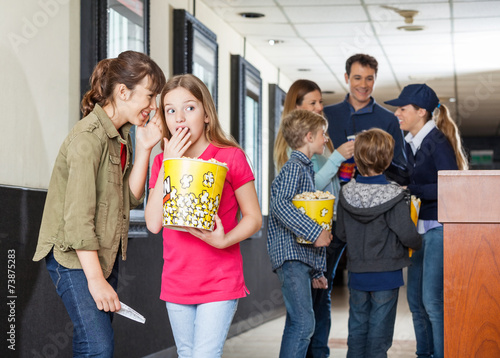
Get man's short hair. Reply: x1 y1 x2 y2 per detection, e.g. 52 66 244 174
354 128 394 176
281 109 327 150
346 54 378 76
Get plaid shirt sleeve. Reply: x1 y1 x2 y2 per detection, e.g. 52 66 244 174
267 151 326 275
271 161 322 242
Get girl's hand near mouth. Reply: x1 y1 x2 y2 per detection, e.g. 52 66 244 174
163 126 192 159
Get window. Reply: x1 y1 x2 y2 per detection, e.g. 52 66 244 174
173 9 218 106
230 55 263 238
108 0 146 58
244 76 261 177
268 84 286 183
80 0 150 237
80 0 150 98
107 0 148 195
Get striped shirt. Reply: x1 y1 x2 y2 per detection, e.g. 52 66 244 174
267 150 326 278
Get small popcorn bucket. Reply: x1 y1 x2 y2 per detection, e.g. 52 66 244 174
292 198 335 244
410 196 421 226
409 195 421 257
163 158 228 231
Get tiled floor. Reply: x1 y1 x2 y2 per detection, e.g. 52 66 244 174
223 270 416 357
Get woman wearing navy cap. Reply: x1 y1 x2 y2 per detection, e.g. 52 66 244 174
385 84 468 358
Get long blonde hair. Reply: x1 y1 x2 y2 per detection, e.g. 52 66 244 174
433 104 468 170
274 79 334 171
414 103 468 170
159 74 240 150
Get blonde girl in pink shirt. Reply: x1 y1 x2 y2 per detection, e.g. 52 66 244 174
145 74 262 358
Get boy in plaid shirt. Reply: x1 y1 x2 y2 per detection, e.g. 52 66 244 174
267 109 333 358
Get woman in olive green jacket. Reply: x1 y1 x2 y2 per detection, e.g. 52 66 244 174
33 50 165 357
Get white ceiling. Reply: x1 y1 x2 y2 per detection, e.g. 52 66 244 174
202 0 500 137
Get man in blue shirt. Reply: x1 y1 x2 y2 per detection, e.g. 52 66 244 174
323 53 407 182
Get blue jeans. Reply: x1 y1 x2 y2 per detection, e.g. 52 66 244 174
407 226 444 358
307 233 346 358
166 299 238 358
276 260 316 358
45 251 118 357
347 287 399 358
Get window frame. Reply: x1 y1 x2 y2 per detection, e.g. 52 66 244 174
268 83 286 185
230 55 263 239
80 0 151 238
173 9 219 107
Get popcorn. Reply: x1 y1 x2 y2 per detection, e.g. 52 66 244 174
181 156 227 166
180 174 193 189
293 190 335 200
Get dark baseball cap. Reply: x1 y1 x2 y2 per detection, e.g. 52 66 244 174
384 84 439 113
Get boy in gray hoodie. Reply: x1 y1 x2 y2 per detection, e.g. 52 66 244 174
336 128 422 358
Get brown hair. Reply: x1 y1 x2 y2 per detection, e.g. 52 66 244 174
81 51 166 117
279 109 327 150
345 53 378 76
283 79 321 114
274 79 334 170
354 128 394 176
411 104 469 170
159 74 240 149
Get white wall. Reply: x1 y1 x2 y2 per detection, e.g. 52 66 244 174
1 0 290 214
0 0 80 189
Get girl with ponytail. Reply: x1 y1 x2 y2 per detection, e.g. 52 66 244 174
385 84 468 358
34 50 166 357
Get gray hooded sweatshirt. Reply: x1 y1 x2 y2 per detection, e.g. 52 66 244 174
336 180 422 273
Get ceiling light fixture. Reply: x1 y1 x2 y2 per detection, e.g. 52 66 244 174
297 68 311 72
397 25 425 31
381 5 425 31
268 39 283 46
396 9 419 24
239 12 265 19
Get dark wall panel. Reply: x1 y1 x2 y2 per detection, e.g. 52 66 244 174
232 225 285 336
113 231 174 358
0 186 283 357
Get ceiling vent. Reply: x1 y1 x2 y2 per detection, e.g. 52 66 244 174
239 12 265 19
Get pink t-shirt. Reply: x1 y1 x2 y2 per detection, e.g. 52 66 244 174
149 144 255 304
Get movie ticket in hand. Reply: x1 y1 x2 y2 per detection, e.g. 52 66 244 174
116 301 146 324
